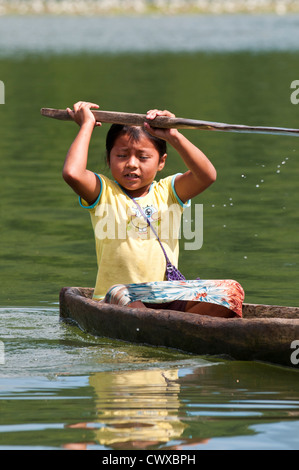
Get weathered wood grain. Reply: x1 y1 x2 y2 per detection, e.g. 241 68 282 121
41 108 299 136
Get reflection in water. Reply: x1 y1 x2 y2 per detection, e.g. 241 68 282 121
63 361 299 450
65 368 187 450
89 369 185 449
1 341 298 450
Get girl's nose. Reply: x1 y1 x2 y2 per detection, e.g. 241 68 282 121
126 155 138 168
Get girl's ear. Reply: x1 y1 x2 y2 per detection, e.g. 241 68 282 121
158 153 167 171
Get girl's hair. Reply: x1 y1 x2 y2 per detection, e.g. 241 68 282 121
105 124 167 164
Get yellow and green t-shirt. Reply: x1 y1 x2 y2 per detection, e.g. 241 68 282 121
80 173 189 300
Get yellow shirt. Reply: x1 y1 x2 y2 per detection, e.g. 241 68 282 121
80 173 189 300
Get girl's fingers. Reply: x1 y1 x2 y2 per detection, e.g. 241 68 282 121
67 101 101 126
146 109 161 120
144 121 166 139
66 107 74 117
84 102 99 109
146 109 175 119
144 108 179 140
73 101 99 112
146 109 158 119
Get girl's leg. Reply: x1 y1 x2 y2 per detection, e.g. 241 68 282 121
185 301 235 318
127 300 235 317
128 300 145 308
104 280 244 318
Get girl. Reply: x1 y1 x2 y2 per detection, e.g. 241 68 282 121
63 101 244 318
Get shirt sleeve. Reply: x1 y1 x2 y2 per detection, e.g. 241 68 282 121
78 173 103 210
171 173 191 208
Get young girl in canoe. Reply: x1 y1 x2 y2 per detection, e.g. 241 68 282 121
63 101 244 318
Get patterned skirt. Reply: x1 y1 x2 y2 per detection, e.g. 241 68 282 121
104 279 245 317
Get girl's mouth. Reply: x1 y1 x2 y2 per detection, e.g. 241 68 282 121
124 173 139 180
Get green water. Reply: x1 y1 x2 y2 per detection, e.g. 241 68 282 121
1 34 299 450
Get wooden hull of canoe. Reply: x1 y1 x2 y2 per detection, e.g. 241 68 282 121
59 287 299 368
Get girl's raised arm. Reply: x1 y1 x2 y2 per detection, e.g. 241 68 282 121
62 101 102 205
145 109 217 203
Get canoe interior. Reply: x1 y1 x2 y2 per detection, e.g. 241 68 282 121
64 287 299 319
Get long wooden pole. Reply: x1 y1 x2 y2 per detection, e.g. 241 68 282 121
41 108 299 137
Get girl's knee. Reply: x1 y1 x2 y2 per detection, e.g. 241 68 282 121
228 280 245 301
104 284 129 305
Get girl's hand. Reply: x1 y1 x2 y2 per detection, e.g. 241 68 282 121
144 109 179 141
66 101 102 128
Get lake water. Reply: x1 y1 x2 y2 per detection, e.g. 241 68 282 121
0 13 299 451
1 14 299 55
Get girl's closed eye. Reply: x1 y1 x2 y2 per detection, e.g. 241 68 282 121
116 153 150 160
139 155 150 160
117 154 128 158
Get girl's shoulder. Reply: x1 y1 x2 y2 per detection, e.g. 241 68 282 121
79 173 120 210
152 173 177 192
153 174 190 208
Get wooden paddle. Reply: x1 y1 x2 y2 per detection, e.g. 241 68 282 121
41 107 299 137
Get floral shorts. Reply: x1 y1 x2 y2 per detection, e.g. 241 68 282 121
104 279 245 317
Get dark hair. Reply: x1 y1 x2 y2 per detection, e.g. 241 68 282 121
105 124 167 164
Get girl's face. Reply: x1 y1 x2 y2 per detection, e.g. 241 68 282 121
108 132 166 197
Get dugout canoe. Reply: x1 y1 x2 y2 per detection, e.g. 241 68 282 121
59 286 299 368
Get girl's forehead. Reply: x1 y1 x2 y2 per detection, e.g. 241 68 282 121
113 132 158 151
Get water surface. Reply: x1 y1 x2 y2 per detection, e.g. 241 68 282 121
1 306 299 450
1 14 299 55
